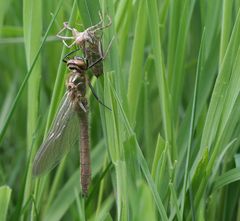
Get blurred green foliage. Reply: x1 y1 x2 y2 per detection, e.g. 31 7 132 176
0 0 240 220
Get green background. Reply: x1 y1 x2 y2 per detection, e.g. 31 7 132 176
0 0 240 220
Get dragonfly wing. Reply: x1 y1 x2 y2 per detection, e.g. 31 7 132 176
33 94 79 176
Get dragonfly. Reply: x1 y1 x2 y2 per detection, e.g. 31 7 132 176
56 13 112 78
32 49 111 197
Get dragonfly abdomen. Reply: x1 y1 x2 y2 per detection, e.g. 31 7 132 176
78 100 90 197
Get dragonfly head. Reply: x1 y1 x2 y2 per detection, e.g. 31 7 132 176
67 57 88 73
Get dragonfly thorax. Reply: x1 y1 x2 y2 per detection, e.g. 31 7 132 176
67 72 86 100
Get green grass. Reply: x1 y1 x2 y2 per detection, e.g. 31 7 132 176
1 0 240 220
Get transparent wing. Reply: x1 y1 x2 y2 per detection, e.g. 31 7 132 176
33 93 79 176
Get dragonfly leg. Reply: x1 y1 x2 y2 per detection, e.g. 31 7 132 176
87 13 111 33
86 16 104 32
57 22 82 48
62 48 81 62
56 22 74 35
79 101 87 112
102 36 114 59
88 80 111 111
62 39 78 48
92 13 112 33
56 22 74 39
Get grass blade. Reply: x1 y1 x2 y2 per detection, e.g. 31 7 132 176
0 186 11 221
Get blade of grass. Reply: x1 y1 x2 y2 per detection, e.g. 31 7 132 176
200 8 240 154
235 154 240 167
23 0 42 217
100 1 128 218
127 0 147 127
116 0 132 63
0 1 10 36
23 0 42 149
147 0 172 147
0 0 64 144
169 0 195 119
206 44 240 174
181 29 205 219
109 82 168 220
169 182 181 221
92 195 114 221
219 0 233 64
44 170 81 221
115 0 130 32
0 186 11 221
77 0 100 26
151 134 165 179
213 168 240 191
0 83 16 127
74 188 86 221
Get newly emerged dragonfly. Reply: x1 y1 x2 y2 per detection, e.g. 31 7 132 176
32 49 111 196
56 13 112 78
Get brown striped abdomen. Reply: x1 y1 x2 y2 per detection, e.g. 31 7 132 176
78 99 91 197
